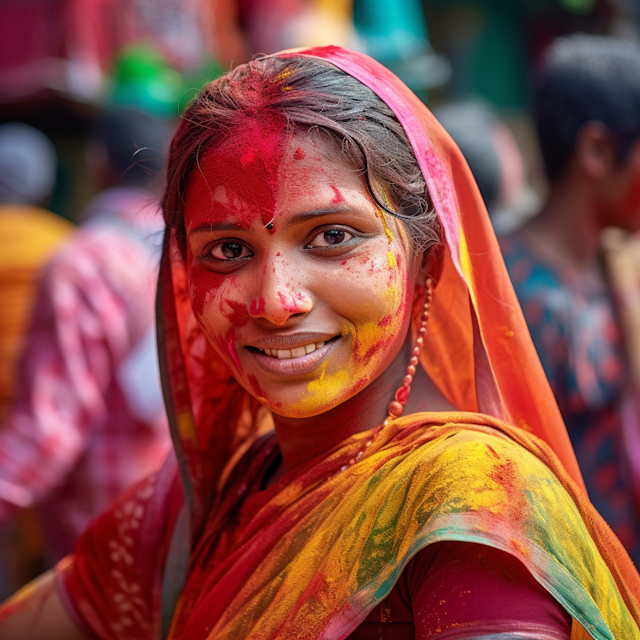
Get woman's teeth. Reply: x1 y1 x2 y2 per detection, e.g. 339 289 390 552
261 342 326 359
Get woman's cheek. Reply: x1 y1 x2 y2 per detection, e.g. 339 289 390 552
353 255 409 366
188 263 225 319
188 268 247 370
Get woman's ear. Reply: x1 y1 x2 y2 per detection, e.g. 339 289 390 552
415 244 444 289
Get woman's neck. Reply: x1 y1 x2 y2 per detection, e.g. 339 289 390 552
271 333 454 474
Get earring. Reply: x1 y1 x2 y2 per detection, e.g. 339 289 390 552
385 277 433 425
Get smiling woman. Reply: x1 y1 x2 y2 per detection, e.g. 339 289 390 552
2 47 640 640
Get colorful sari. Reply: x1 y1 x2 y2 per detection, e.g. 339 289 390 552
57 46 640 639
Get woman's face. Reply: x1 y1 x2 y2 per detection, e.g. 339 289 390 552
184 119 417 417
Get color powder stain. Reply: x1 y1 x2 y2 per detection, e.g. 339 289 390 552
278 291 300 314
303 367 350 410
248 374 267 399
293 147 306 161
378 314 393 328
330 185 345 204
486 444 500 459
509 537 531 558
362 338 389 362
184 114 287 234
250 297 266 315
387 251 397 269
224 328 243 373
188 269 225 319
376 207 394 245
490 460 518 500
341 260 347 266
224 299 250 327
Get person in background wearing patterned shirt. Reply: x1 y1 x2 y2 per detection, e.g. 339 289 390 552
0 108 172 566
500 35 640 565
0 123 74 600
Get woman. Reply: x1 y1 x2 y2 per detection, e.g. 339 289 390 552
1 46 640 640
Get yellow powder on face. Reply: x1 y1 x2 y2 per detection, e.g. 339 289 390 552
387 251 397 269
307 361 328 393
376 186 396 245
299 368 350 413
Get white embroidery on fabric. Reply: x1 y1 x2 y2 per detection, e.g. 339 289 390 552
108 477 155 639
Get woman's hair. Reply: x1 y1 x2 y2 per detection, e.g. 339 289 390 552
163 55 441 255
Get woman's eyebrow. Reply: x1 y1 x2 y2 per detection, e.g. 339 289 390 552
286 206 355 226
189 222 248 234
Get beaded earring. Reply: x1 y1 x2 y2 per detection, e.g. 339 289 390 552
384 277 433 426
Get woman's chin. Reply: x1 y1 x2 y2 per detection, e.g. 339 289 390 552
258 396 345 419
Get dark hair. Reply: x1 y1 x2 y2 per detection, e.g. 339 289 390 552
93 108 170 188
162 55 441 254
535 34 640 183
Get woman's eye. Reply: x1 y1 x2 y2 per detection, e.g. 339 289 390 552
209 241 251 261
308 229 354 248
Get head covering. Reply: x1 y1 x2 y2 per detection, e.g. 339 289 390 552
158 46 584 532
0 123 56 204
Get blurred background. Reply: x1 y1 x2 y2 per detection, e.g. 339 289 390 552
2 0 640 601
0 0 637 223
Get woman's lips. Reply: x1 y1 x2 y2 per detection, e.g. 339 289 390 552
248 338 338 375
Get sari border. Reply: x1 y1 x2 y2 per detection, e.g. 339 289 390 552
322 513 620 640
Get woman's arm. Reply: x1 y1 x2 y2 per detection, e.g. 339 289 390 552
0 569 86 640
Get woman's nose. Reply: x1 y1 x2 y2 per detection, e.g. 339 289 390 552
249 259 313 325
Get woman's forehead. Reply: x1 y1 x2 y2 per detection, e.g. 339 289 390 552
184 127 370 232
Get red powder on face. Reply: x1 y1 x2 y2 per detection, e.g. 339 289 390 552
377 314 393 327
189 269 226 319
250 297 266 316
362 338 388 362
248 374 267 399
184 114 287 233
330 185 345 204
293 147 306 160
278 291 301 314
341 260 347 266
224 299 250 327
221 328 243 373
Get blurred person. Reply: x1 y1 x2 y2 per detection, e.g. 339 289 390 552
500 35 640 564
0 123 73 416
435 101 535 234
0 123 73 599
0 108 171 564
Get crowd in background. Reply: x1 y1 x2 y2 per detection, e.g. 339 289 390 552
2 0 640 601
